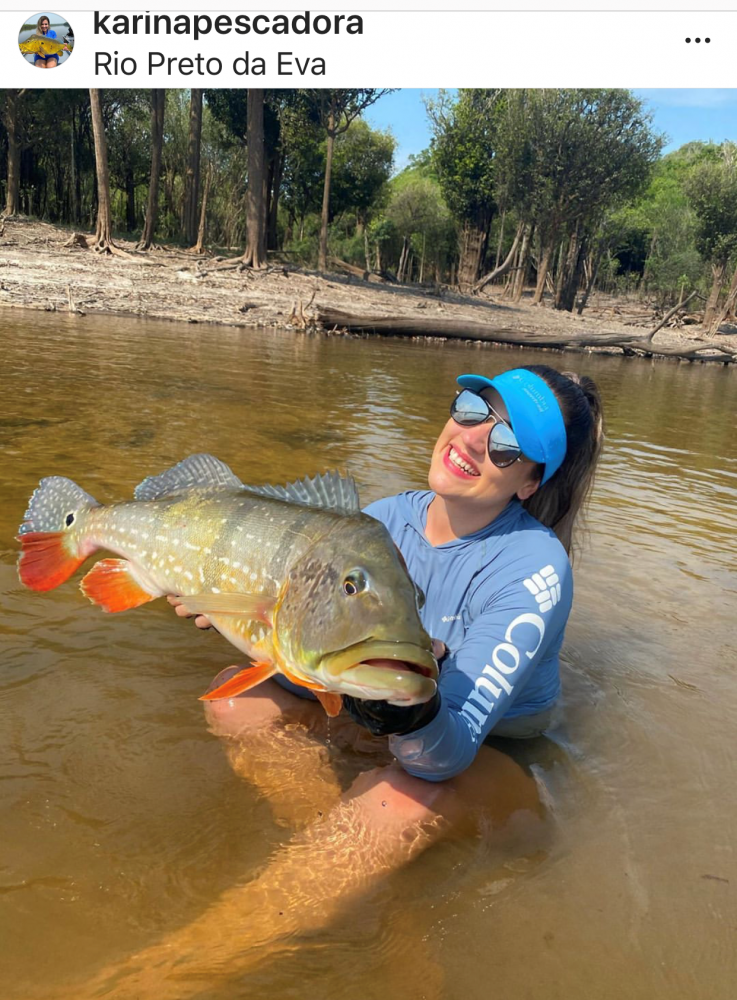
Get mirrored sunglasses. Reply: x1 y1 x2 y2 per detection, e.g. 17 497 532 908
450 389 525 468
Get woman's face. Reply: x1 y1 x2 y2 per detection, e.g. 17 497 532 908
428 388 541 506
39 19 50 33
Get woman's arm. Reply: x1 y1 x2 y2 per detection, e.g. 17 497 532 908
390 553 572 781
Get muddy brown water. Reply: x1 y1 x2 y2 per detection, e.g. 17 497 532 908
1 310 735 999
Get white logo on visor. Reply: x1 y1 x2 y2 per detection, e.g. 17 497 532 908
523 565 561 613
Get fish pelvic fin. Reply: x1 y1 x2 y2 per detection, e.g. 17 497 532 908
17 476 99 591
134 454 244 501
314 691 343 717
80 559 159 613
199 661 276 701
278 664 343 715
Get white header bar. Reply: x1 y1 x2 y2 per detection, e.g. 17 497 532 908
5 9 733 87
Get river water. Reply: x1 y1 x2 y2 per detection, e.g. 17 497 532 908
1 310 735 999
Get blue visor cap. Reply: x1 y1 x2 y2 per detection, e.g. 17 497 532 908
456 370 567 484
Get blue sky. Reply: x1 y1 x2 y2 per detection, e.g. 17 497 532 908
365 89 737 172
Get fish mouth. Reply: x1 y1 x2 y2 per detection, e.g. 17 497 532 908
319 640 439 706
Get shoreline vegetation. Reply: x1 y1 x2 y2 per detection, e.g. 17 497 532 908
1 218 735 364
2 88 737 364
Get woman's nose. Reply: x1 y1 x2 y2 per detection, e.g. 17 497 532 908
459 421 489 455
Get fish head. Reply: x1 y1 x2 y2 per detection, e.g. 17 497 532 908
275 517 438 706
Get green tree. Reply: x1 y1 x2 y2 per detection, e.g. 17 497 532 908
498 89 662 309
685 143 737 330
305 89 393 271
330 120 395 229
387 176 453 282
427 88 503 290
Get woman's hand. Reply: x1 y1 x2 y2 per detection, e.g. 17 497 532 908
341 639 446 737
166 595 214 630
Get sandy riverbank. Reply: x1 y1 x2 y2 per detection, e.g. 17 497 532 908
1 218 734 363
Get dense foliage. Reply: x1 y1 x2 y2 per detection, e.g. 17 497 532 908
1 88 736 320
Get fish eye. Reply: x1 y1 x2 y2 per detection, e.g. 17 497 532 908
415 585 426 610
343 571 367 596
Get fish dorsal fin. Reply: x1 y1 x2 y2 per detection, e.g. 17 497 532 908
240 472 361 514
134 454 244 501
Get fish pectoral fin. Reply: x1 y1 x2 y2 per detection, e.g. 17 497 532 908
314 691 344 717
179 592 275 625
80 559 158 613
199 661 276 701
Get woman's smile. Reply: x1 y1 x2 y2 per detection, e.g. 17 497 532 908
443 443 481 478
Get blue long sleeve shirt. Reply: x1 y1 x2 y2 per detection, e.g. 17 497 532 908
363 492 572 781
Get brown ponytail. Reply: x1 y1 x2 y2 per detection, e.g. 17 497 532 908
521 365 604 557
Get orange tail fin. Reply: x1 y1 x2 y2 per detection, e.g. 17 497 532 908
17 532 86 592
199 662 277 701
80 559 158 613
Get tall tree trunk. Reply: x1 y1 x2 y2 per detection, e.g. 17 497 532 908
192 163 212 255
70 105 80 224
267 147 283 252
90 89 113 249
182 89 203 246
318 105 336 272
577 244 604 315
2 90 23 217
533 237 556 306
457 219 490 292
555 224 586 312
125 165 136 232
512 223 532 302
138 89 165 250
705 261 737 335
703 260 728 331
495 209 506 269
397 236 410 283
242 89 267 269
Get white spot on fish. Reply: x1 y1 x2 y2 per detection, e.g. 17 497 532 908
184 571 193 581
211 587 220 594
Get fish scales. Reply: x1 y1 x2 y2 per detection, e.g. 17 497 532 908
81 489 340 656
17 457 439 709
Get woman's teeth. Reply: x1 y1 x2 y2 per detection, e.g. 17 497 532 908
449 446 479 476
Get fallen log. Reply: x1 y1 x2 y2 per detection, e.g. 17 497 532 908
315 308 736 364
328 257 394 284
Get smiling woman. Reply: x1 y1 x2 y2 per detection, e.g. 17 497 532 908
180 363 604 776
82 361 603 996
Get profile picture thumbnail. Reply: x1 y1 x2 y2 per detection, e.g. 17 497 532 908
18 12 74 69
